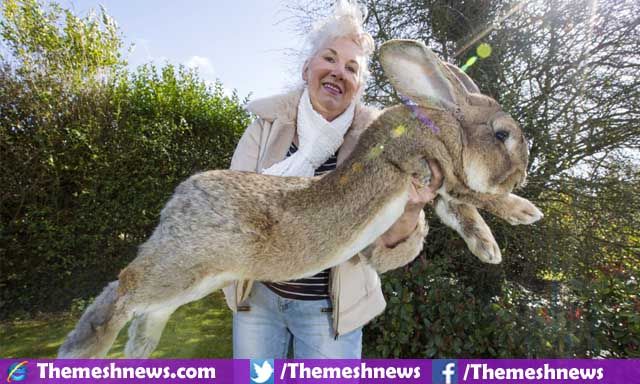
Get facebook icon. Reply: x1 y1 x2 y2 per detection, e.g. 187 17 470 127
432 360 458 384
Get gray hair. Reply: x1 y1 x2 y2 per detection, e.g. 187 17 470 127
303 0 374 87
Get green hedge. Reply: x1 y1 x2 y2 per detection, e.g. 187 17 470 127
0 62 250 318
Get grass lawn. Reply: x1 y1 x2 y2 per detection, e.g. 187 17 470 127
0 292 232 358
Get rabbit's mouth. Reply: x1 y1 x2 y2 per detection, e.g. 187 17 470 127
498 168 526 191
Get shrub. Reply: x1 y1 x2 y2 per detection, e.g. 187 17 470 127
0 0 250 318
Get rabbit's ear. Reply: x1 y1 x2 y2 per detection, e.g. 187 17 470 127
380 39 466 110
445 63 481 94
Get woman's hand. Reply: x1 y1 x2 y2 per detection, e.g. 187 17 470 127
379 159 444 248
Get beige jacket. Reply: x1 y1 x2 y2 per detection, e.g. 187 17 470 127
223 88 428 336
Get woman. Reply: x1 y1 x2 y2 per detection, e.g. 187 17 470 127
223 1 442 358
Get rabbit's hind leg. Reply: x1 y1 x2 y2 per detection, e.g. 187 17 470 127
125 307 174 358
124 271 236 358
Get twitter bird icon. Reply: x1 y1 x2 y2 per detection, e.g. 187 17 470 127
250 359 274 384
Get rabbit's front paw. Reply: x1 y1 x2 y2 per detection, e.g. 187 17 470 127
496 194 544 225
467 234 502 264
505 203 543 225
506 204 543 225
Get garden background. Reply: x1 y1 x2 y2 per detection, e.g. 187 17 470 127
1 0 638 358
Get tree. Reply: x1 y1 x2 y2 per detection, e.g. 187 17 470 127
288 0 639 357
0 0 124 80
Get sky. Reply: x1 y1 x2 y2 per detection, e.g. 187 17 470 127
62 0 309 100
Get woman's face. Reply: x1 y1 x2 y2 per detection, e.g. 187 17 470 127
303 36 365 121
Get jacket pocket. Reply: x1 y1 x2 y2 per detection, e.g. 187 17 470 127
357 252 381 295
363 262 381 295
336 257 370 313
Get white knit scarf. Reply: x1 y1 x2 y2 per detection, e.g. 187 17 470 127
262 87 356 176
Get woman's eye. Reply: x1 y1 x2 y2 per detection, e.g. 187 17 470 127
324 56 335 63
347 66 357 74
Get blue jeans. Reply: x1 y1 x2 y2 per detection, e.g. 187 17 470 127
233 282 362 358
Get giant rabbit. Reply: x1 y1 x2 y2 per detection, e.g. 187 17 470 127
58 40 543 358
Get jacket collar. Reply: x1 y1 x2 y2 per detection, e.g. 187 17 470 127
246 87 303 123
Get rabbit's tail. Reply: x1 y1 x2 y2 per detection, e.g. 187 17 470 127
58 281 133 358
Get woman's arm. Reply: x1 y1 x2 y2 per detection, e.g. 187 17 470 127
380 159 442 247
362 160 443 273
361 210 429 273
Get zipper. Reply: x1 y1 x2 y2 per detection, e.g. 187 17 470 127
331 267 341 339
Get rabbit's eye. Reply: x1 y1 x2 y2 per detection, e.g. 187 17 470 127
495 130 509 142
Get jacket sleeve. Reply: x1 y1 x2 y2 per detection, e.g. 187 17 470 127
360 210 429 273
230 118 264 172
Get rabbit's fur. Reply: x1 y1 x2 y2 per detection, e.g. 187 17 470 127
58 40 542 358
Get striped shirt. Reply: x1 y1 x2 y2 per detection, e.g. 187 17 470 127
263 141 337 300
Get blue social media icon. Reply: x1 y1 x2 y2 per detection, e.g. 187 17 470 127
7 361 28 382
250 359 274 384
432 359 458 384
